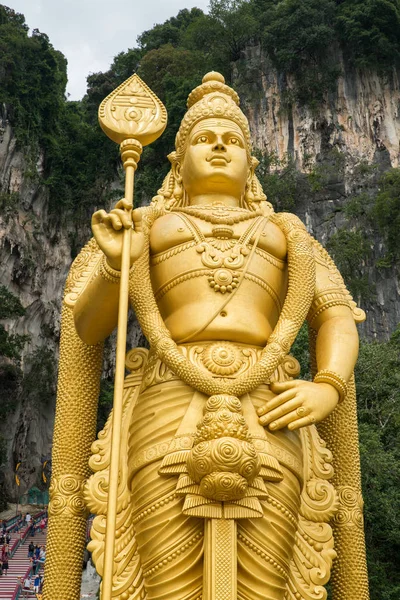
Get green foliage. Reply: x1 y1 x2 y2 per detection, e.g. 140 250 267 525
0 5 67 145
292 324 400 600
3 0 400 220
21 346 56 407
307 148 346 192
291 323 311 380
356 330 400 599
356 329 400 435
337 0 400 70
254 151 302 210
0 286 27 416
344 192 371 219
97 379 114 433
0 435 8 510
206 0 258 63
0 285 25 319
43 100 119 216
0 286 28 386
137 8 204 52
0 363 22 417
372 168 400 263
257 0 340 106
326 229 372 301
0 191 19 213
0 325 28 360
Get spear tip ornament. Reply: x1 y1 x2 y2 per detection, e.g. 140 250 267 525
98 73 167 147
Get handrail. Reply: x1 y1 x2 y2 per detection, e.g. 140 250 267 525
11 580 22 600
7 510 47 600
4 514 20 528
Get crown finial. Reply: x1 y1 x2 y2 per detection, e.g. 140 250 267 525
187 72 239 108
202 72 225 84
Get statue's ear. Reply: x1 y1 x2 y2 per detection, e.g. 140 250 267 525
246 156 259 187
166 151 183 201
244 155 267 207
168 151 182 183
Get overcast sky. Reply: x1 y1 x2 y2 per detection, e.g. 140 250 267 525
7 0 210 100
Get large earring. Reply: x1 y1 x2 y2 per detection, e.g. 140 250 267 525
244 164 256 207
172 162 183 202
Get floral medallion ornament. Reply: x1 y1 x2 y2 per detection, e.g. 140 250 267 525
186 394 261 502
203 343 243 376
207 268 239 294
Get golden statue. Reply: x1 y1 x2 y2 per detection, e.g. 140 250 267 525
43 73 370 600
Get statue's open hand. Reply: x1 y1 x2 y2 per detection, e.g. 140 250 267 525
91 199 145 270
257 380 339 431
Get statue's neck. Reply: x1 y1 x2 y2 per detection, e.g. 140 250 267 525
189 194 240 207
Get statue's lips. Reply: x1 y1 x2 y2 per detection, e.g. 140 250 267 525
207 154 231 166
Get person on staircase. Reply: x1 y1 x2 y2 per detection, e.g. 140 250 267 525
22 574 32 598
1 543 9 574
34 571 41 594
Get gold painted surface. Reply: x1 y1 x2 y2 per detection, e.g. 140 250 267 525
45 72 369 600
98 73 167 146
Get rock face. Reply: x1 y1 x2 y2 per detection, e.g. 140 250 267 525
244 48 400 169
0 104 65 497
1 51 400 497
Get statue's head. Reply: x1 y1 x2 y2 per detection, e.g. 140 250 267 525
153 72 267 210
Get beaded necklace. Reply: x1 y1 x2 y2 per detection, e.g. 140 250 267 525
172 204 263 225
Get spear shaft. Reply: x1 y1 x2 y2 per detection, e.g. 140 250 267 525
102 141 142 600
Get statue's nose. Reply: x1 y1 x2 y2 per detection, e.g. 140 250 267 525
212 136 226 151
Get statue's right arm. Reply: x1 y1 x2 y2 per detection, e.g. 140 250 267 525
73 200 145 346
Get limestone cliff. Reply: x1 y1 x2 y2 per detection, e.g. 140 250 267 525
1 53 399 498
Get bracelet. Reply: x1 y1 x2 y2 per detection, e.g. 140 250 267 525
99 257 122 284
99 257 134 284
313 370 348 403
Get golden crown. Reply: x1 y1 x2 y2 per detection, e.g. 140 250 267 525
174 72 252 159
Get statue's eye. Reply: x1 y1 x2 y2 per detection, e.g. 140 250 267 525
196 135 208 144
229 137 240 145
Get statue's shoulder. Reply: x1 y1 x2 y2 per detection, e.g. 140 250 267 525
271 211 307 233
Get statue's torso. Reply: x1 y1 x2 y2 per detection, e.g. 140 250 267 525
149 211 288 345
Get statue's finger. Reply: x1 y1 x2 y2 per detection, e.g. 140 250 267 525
108 213 123 231
258 398 301 425
132 209 144 232
92 209 109 225
270 380 298 393
110 209 132 229
268 409 301 431
257 388 297 416
115 198 133 211
288 414 317 431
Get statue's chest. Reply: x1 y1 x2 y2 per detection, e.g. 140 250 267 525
149 212 287 262
149 212 288 303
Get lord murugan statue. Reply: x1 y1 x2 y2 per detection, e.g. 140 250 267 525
43 73 370 600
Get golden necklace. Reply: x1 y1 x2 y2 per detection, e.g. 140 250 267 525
174 212 265 294
172 205 263 225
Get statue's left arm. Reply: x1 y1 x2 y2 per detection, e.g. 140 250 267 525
258 239 359 431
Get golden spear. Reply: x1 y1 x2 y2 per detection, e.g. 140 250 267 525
98 74 167 600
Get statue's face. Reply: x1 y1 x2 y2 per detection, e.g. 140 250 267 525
180 118 249 202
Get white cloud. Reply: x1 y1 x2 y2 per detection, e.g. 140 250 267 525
7 0 210 99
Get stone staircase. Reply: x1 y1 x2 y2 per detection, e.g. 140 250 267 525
0 520 46 600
